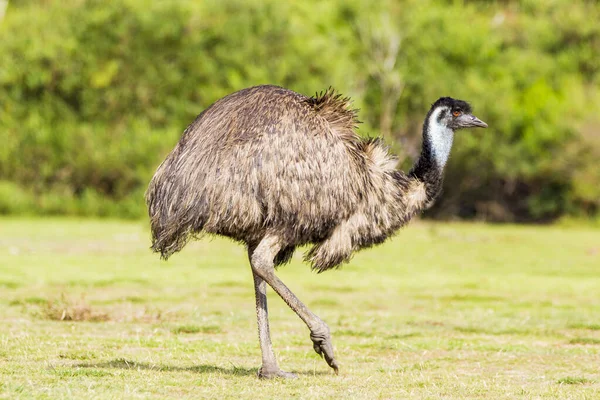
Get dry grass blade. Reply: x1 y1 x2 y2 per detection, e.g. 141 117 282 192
41 294 109 322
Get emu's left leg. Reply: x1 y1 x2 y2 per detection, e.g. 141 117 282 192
251 270 297 379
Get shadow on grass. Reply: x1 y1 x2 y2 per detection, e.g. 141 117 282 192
74 358 256 376
75 358 330 377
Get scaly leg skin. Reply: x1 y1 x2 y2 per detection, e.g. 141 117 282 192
249 236 339 375
251 258 297 379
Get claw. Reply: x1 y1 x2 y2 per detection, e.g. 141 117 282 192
313 343 323 357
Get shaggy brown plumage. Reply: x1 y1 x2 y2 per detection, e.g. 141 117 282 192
148 86 426 271
145 85 487 378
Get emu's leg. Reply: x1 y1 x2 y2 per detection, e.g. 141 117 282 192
252 270 297 379
250 236 339 375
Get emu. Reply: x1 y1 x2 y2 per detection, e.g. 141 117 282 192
146 85 487 378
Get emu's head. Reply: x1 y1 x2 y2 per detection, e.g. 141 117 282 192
430 97 487 131
430 97 488 131
424 97 487 168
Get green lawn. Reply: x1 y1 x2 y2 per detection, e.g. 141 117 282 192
0 218 599 399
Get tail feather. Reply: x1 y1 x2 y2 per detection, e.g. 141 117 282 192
145 169 204 260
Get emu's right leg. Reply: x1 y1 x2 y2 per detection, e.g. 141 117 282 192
249 236 339 376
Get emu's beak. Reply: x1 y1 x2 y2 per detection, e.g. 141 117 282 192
465 114 488 128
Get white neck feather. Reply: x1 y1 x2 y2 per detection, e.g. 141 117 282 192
427 107 454 168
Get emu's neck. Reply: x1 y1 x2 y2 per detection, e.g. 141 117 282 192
409 108 453 202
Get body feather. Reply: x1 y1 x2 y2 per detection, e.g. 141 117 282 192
146 85 434 271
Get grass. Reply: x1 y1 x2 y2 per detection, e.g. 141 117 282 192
0 218 599 399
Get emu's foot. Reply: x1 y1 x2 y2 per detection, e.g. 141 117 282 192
257 365 298 379
310 329 339 374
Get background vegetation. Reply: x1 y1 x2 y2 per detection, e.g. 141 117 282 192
1 0 599 221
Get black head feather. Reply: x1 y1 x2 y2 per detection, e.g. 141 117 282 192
431 97 472 114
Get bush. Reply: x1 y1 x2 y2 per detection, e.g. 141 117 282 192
0 0 598 220
0 181 34 215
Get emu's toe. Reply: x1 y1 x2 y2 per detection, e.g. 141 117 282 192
258 366 298 379
310 331 339 374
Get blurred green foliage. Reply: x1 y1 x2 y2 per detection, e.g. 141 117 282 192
0 0 599 220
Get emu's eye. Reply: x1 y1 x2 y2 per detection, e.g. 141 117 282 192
452 110 461 117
